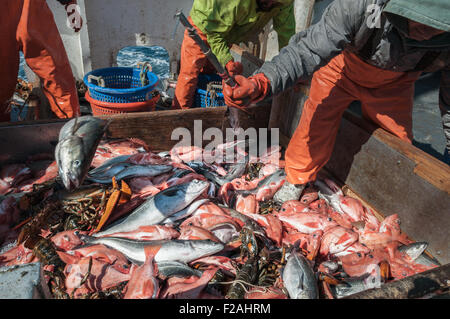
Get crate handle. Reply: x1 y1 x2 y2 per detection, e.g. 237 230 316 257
88 75 106 87
137 62 152 87
137 62 152 72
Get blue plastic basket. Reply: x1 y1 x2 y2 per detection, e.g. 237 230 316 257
194 74 225 108
83 67 159 103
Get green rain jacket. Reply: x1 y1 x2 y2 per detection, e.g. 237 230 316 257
190 0 296 67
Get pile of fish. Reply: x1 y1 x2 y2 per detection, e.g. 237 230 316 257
0 116 440 299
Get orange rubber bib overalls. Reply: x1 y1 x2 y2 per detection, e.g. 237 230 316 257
285 50 421 185
0 0 80 122
172 17 217 110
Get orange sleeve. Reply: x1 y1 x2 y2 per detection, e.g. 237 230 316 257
17 0 80 118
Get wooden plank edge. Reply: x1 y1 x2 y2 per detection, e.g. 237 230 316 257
342 111 450 194
278 131 439 260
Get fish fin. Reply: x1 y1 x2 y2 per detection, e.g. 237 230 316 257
292 240 302 252
144 245 162 259
143 245 161 274
402 242 428 261
102 118 113 134
71 116 80 136
57 251 80 265
78 234 94 245
351 221 365 230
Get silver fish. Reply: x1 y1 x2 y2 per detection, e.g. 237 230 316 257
282 249 319 299
88 155 132 176
95 179 209 236
237 169 285 197
221 206 266 238
79 235 224 265
314 179 345 215
332 267 382 298
398 242 441 267
186 156 249 187
55 116 109 191
88 164 173 184
87 162 132 181
186 161 228 186
156 261 203 278
161 199 210 225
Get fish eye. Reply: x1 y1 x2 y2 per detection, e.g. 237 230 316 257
327 217 332 222
73 160 81 167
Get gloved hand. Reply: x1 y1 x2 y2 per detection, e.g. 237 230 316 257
225 60 243 77
273 180 305 204
222 73 271 109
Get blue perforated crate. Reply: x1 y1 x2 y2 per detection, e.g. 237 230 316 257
194 74 225 108
83 67 159 103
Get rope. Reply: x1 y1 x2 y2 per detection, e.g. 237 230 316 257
138 62 152 87
204 81 223 108
214 279 272 294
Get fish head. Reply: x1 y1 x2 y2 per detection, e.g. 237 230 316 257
50 230 87 251
184 179 210 199
399 242 428 261
56 136 88 191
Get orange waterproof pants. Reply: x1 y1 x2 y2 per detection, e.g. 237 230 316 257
172 17 216 110
285 51 421 185
0 0 80 122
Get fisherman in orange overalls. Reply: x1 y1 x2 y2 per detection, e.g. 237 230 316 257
0 0 80 122
223 0 450 203
172 0 296 110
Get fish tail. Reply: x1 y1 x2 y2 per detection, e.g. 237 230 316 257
71 116 80 136
103 118 113 133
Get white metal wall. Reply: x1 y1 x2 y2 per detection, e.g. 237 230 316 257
46 0 193 81
45 0 90 81
45 0 335 81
